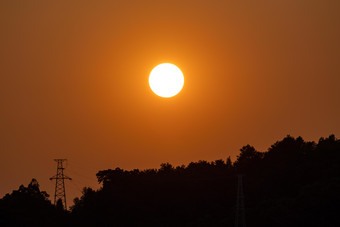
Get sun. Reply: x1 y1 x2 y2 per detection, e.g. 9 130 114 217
149 63 184 98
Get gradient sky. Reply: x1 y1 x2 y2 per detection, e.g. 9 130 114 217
1 0 339 206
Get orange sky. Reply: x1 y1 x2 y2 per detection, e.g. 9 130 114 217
1 0 340 206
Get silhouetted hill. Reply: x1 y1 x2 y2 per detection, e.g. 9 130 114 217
1 135 339 226
0 179 69 227
70 135 340 226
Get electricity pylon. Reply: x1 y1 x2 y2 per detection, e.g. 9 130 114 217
50 159 71 210
234 174 246 227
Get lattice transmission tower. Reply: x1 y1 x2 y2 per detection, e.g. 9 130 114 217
234 174 246 227
50 159 72 210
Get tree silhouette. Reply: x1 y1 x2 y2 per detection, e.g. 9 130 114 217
1 135 339 226
70 135 340 226
0 179 63 226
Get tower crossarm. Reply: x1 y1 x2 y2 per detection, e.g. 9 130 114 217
49 175 72 180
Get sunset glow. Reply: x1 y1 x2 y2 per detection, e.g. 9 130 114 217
1 1 340 223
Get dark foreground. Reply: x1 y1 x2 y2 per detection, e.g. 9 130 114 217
1 135 339 226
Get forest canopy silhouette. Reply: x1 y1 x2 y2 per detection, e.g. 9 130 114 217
1 135 339 226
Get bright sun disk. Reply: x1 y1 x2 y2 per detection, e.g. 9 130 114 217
149 63 184 98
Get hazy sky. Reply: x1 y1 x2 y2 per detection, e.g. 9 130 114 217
1 0 339 206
